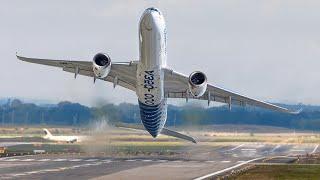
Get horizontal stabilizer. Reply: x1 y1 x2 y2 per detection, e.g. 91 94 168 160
161 128 197 143
115 123 197 143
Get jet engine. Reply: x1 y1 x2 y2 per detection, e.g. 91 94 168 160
188 71 207 97
92 53 111 78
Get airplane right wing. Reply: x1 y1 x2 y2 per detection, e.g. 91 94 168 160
17 54 137 92
163 68 299 114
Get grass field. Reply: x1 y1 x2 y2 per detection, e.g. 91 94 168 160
235 165 320 180
1 125 320 144
1 125 320 158
3 142 191 158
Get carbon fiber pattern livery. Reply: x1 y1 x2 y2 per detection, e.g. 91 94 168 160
138 100 167 137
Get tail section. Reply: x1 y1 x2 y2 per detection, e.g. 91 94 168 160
43 128 53 137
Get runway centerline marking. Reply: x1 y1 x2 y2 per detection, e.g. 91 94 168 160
194 157 265 180
69 159 82 162
290 149 305 152
253 144 265 148
25 171 40 174
44 169 60 172
241 149 256 151
4 158 19 161
53 158 67 161
85 159 99 162
21 159 34 161
38 159 51 161
71 165 82 168
11 173 27 176
311 144 319 154
125 159 137 162
102 160 112 163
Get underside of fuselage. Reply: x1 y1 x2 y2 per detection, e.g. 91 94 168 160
139 99 167 137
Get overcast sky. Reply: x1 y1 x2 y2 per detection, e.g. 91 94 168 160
1 1 319 106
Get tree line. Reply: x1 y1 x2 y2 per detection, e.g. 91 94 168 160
0 99 319 131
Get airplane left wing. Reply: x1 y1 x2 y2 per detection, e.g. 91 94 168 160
163 68 298 114
17 55 137 92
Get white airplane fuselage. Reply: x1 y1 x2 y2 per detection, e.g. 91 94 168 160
136 8 167 138
44 135 78 143
43 129 79 143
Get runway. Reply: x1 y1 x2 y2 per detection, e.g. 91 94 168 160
0 143 318 180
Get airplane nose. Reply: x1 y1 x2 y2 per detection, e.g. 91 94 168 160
142 13 155 30
141 8 161 31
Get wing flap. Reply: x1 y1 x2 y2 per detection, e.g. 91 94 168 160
63 67 94 77
63 67 136 91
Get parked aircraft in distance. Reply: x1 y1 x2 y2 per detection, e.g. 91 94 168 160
18 7 298 143
43 129 84 143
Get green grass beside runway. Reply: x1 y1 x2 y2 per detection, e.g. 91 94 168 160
235 165 320 180
4 143 188 157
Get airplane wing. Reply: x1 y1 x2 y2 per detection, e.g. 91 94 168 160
17 54 137 92
163 68 298 114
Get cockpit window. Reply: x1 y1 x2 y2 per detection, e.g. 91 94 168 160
147 7 161 14
148 7 158 12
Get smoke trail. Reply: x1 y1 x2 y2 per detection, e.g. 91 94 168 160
81 116 114 155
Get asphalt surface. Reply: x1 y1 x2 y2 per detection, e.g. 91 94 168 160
0 143 318 180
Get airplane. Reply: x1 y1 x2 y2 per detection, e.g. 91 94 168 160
17 7 298 143
43 128 82 143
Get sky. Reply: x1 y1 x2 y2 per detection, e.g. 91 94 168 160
0 0 320 106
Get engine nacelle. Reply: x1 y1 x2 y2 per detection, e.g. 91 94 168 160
188 71 207 97
92 53 111 78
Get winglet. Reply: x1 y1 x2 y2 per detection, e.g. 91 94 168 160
290 108 303 115
16 53 31 62
16 52 23 61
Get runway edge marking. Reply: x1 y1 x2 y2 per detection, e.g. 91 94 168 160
193 157 265 180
